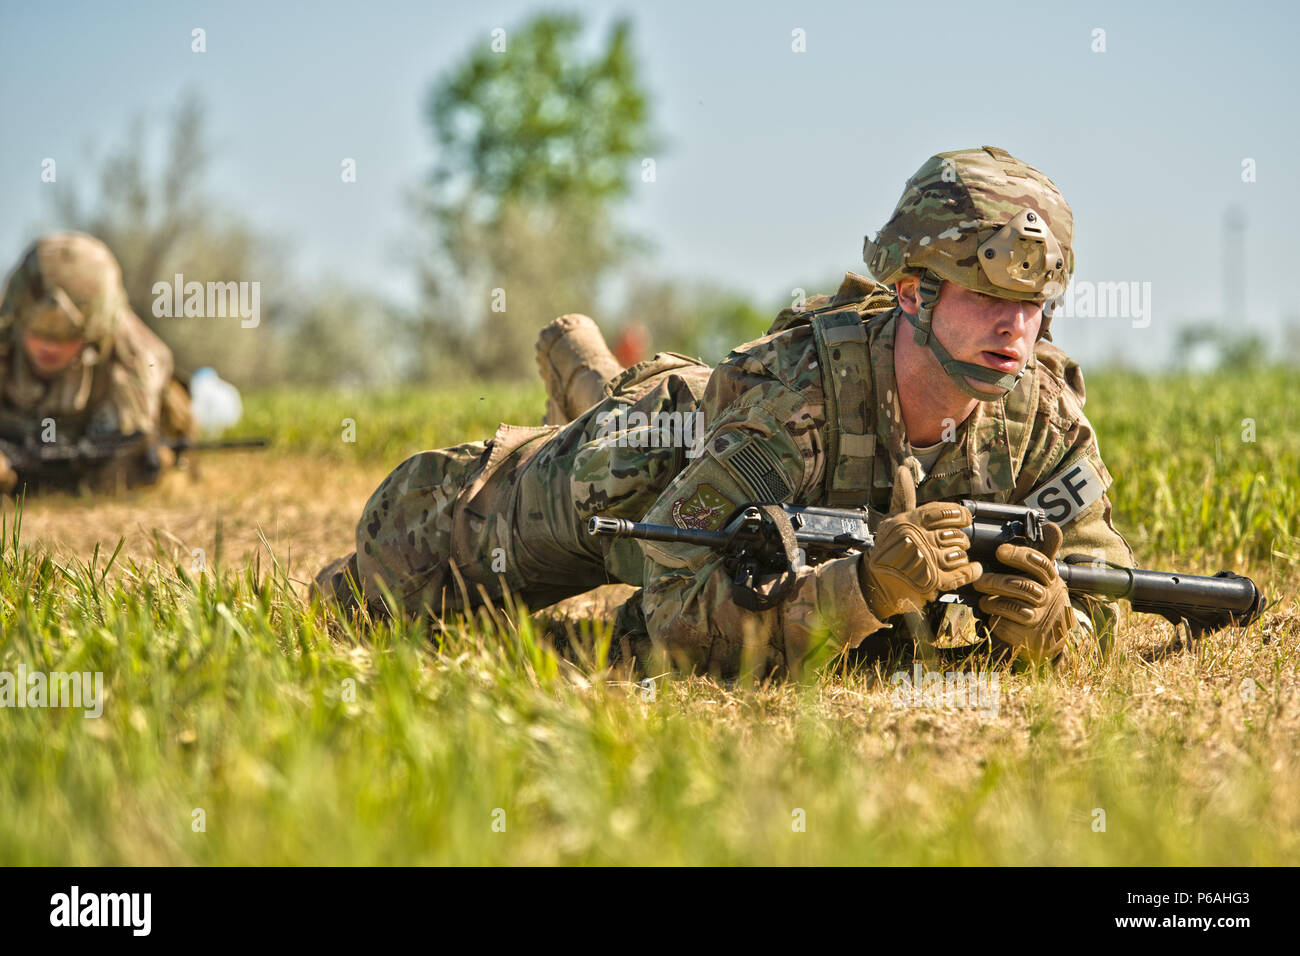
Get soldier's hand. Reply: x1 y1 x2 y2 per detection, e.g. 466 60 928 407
0 451 16 496
972 520 1073 662
858 464 981 620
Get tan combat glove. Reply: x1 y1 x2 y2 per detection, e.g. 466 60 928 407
971 520 1073 662
858 464 982 619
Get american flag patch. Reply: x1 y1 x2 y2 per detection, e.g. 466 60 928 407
722 440 793 503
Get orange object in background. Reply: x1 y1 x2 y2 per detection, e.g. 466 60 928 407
613 322 650 369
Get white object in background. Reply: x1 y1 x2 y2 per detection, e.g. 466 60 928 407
190 367 244 436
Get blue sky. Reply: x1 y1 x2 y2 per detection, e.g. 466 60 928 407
2 0 1297 369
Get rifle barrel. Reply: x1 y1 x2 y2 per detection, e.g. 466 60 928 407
1058 563 1263 617
587 516 730 548
180 437 271 451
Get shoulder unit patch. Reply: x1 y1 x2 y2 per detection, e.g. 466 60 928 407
670 483 736 530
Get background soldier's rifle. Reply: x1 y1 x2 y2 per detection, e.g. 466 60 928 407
0 427 270 495
589 501 1266 639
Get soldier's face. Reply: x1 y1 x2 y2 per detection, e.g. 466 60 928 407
21 331 85 379
930 281 1042 395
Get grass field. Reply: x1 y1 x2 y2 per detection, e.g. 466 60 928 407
1 368 1297 865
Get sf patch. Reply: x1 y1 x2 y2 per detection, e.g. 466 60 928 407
1024 458 1105 525
670 482 736 530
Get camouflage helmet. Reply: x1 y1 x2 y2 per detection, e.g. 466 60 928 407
863 146 1074 399
0 232 127 350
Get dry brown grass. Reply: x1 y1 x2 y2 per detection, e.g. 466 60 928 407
5 452 387 589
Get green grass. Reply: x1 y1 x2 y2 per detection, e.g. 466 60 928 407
1 367 1297 865
1091 368 1300 569
231 383 548 462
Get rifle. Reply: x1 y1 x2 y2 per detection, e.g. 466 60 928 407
0 429 270 494
588 501 1266 639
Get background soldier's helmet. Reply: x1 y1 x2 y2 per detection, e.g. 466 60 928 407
863 146 1075 399
0 231 128 353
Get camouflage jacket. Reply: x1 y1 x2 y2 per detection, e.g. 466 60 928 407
0 308 186 444
636 273 1134 677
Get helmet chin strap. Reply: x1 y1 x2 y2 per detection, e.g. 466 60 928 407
898 271 1025 401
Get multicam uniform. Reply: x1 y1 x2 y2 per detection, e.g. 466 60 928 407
321 146 1135 678
0 232 195 488
321 352 713 631
323 273 1130 674
635 273 1132 676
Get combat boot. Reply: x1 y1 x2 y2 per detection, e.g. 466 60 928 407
535 313 624 426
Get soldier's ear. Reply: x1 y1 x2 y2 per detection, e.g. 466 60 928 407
895 276 920 315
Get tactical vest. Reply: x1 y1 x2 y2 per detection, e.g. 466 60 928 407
774 274 1037 511
811 307 885 508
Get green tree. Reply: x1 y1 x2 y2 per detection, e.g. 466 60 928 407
429 13 650 212
414 13 656 381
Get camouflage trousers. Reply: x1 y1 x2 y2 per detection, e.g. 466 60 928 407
316 353 714 634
